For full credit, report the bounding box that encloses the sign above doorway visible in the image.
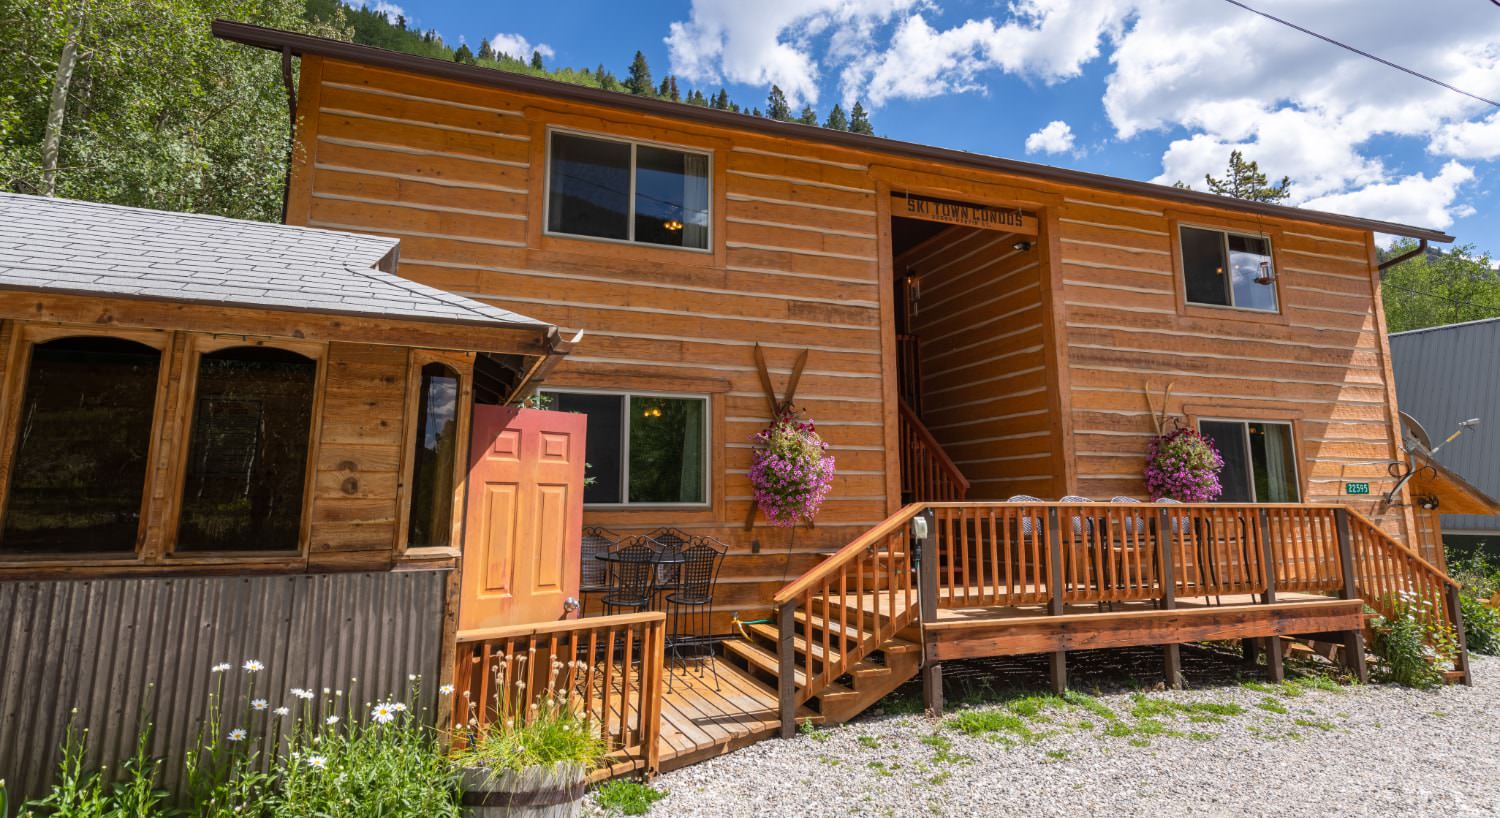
[894,193,1038,235]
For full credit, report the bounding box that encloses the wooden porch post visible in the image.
[777,601,797,738]
[1445,584,1473,686]
[1046,507,1067,694]
[916,509,943,715]
[1157,507,1181,689]
[1333,509,1367,684]
[1256,507,1279,674]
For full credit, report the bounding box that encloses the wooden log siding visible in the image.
[291,56,896,632]
[904,226,1059,499]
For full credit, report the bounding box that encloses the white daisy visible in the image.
[211,662,232,673]
[439,684,455,696]
[250,699,268,711]
[306,755,328,769]
[391,702,408,713]
[325,715,340,725]
[370,703,396,724]
[291,688,315,700]
[226,728,247,742]
[242,660,264,673]
[273,707,290,717]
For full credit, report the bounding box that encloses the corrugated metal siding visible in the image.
[1391,319,1500,532]
[0,570,448,803]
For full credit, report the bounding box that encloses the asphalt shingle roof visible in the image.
[0,192,547,329]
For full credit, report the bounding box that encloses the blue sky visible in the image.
[368,0,1500,255]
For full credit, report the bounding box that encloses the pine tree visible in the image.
[668,76,681,102]
[712,89,730,110]
[658,77,671,98]
[752,107,763,117]
[688,89,707,106]
[626,50,653,96]
[453,43,474,64]
[795,105,817,125]
[477,40,495,61]
[395,13,406,29]
[595,64,619,91]
[849,101,873,135]
[767,85,791,121]
[1203,150,1292,203]
[824,103,848,130]
[530,50,544,70]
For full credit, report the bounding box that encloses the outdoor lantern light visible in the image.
[1255,259,1275,285]
[1012,240,1032,252]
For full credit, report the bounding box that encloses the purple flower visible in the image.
[749,407,837,526]
[1144,427,1224,502]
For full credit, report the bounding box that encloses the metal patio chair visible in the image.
[665,536,727,691]
[600,535,660,616]
[579,526,619,613]
[1060,495,1104,604]
[645,527,692,600]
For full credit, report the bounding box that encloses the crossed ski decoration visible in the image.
[743,343,811,531]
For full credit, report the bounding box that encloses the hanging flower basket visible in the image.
[1144,425,1224,502]
[749,406,836,526]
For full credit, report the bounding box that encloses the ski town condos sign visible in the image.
[894,192,1039,235]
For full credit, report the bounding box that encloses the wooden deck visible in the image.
[655,659,817,773]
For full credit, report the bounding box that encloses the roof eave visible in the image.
[213,19,1456,244]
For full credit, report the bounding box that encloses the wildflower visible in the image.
[211,662,232,673]
[392,702,408,712]
[408,673,417,681]
[440,684,455,696]
[306,755,328,770]
[273,707,290,717]
[291,688,315,700]
[325,715,340,726]
[242,660,264,673]
[227,728,247,742]
[371,703,396,724]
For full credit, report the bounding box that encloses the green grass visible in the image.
[1063,690,1118,721]
[594,780,667,816]
[799,721,832,742]
[1292,717,1336,732]
[878,691,925,716]
[857,734,880,750]
[944,710,1040,742]
[1044,749,1070,761]
[1239,680,1277,693]
[1127,694,1245,723]
[1256,698,1289,714]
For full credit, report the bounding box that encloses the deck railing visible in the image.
[1346,510,1463,639]
[896,333,922,414]
[898,400,969,502]
[451,612,666,778]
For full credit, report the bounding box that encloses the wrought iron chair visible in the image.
[579,526,619,613]
[1108,496,1154,600]
[1060,495,1103,604]
[600,535,660,616]
[645,527,692,601]
[665,536,727,691]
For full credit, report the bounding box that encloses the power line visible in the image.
[1219,0,1500,108]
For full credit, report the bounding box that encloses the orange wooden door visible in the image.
[459,406,586,631]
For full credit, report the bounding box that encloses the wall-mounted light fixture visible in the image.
[1012,240,1033,252]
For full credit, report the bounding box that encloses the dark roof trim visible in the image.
[213,20,1455,244]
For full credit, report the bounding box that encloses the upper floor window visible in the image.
[407,363,460,549]
[546,131,710,251]
[177,347,317,552]
[2,337,162,554]
[542,390,708,506]
[1179,226,1279,312]
[1198,419,1299,503]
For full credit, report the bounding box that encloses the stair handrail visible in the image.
[898,399,969,499]
[1346,509,1459,588]
[773,503,926,605]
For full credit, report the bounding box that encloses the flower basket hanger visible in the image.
[744,343,811,531]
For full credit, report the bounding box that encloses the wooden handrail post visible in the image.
[1046,506,1067,694]
[1258,508,1277,604]
[1331,508,1365,683]
[915,509,943,716]
[1157,506,1181,688]
[777,601,797,738]
[1445,584,1472,686]
[644,619,664,775]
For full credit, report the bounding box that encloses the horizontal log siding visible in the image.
[905,228,1058,498]
[1054,195,1410,543]
[297,58,892,630]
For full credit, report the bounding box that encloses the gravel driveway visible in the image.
[595,653,1500,818]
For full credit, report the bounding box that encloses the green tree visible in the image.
[477,39,495,61]
[453,43,473,64]
[824,103,848,130]
[2,0,349,221]
[849,101,873,135]
[530,49,544,70]
[766,85,791,120]
[712,88,729,110]
[625,50,653,95]
[1201,149,1292,203]
[796,105,817,125]
[1381,241,1500,332]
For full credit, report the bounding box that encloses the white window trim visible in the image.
[1179,224,1279,313]
[1196,417,1300,503]
[541,387,712,508]
[543,126,714,254]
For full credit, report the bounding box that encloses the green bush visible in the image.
[1368,598,1455,689]
[452,701,605,776]
[593,780,666,816]
[1460,591,1500,655]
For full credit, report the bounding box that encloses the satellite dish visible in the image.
[1400,410,1433,453]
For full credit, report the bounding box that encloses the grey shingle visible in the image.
[0,193,549,331]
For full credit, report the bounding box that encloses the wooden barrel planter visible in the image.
[459,762,589,818]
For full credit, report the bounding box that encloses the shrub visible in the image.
[593,780,666,816]
[1144,425,1223,502]
[748,407,835,526]
[1368,598,1456,689]
[1459,590,1500,655]
[452,703,605,776]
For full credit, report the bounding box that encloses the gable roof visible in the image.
[213,19,1455,245]
[0,191,547,330]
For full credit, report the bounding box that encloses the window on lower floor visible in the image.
[407,363,460,549]
[176,346,317,552]
[1180,225,1279,312]
[1,336,162,554]
[543,390,708,505]
[1198,419,1299,502]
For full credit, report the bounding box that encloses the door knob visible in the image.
[563,596,580,612]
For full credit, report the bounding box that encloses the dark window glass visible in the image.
[1199,420,1299,503]
[1181,226,1230,306]
[629,396,705,503]
[1227,234,1278,311]
[2,337,161,554]
[178,347,316,552]
[552,392,624,504]
[1200,420,1251,502]
[548,133,631,240]
[634,145,710,250]
[408,364,459,549]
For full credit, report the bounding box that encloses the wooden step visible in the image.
[745,622,846,665]
[790,611,921,655]
[720,639,861,700]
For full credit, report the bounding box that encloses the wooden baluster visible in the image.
[988,509,1001,607]
[838,567,849,680]
[820,578,832,688]
[803,589,815,694]
[602,629,616,746]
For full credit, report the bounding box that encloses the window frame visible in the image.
[540,387,712,509]
[1193,416,1303,504]
[542,126,714,254]
[1170,217,1288,322]
[396,350,473,559]
[0,325,173,563]
[163,335,326,561]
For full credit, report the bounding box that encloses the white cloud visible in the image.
[1302,161,1475,231]
[1025,120,1075,155]
[361,0,404,24]
[1431,110,1500,160]
[489,32,555,61]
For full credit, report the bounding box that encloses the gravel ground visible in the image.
[590,652,1500,818]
